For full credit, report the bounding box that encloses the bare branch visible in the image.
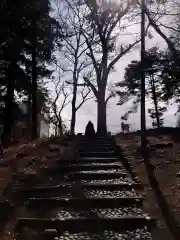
[107,39,140,76]
[82,29,99,77]
[49,72,71,129]
[76,87,93,111]
[145,6,178,58]
[83,76,98,97]
[158,22,180,34]
[105,93,115,105]
[106,5,130,40]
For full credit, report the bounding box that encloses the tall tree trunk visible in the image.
[27,92,32,140]
[55,125,58,136]
[58,117,62,136]
[70,95,77,135]
[70,77,77,135]
[1,63,15,144]
[97,89,107,135]
[31,31,38,140]
[150,74,160,128]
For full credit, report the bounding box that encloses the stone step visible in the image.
[79,152,116,157]
[78,141,112,145]
[73,177,134,185]
[78,146,114,152]
[78,138,111,143]
[66,172,131,181]
[20,206,148,219]
[59,163,124,172]
[43,163,124,175]
[16,136,155,240]
[19,188,143,200]
[79,157,119,163]
[67,170,127,178]
[17,216,154,232]
[18,182,142,195]
[27,196,144,209]
[42,227,152,240]
[19,174,137,189]
[53,157,120,166]
[79,137,111,142]
[78,142,112,147]
[47,161,124,170]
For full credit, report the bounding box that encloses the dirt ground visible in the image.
[0,136,74,240]
[116,133,180,240]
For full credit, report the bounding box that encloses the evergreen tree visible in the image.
[0,0,56,143]
[117,47,167,128]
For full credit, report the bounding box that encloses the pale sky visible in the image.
[51,0,178,134]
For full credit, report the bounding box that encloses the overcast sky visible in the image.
[51,0,178,134]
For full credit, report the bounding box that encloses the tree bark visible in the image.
[150,74,160,128]
[27,92,32,139]
[58,117,62,136]
[31,29,38,140]
[70,73,78,135]
[70,88,77,135]
[1,64,15,144]
[97,89,107,135]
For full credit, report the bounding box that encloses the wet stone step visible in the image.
[53,228,152,240]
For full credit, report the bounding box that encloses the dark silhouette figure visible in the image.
[85,121,95,138]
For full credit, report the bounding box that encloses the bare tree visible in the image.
[49,71,71,136]
[54,0,93,135]
[63,0,142,135]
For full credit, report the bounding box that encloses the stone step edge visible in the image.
[17,182,143,193]
[17,216,155,232]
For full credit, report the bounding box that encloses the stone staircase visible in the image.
[16,136,155,239]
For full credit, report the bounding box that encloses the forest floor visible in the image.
[116,132,180,240]
[0,136,74,240]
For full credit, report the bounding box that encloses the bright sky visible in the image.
[51,0,178,134]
